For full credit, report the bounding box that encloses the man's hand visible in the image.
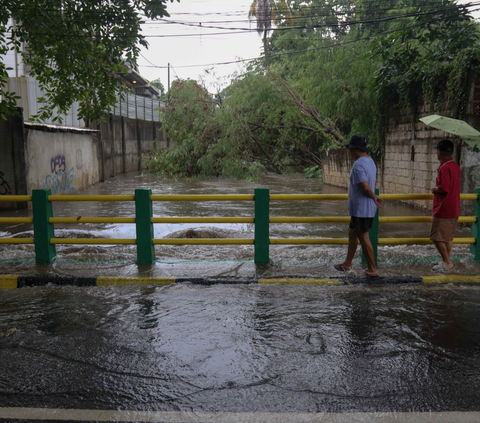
[432,187,446,194]
[374,195,384,208]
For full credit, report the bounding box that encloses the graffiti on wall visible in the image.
[0,171,12,195]
[51,155,67,174]
[44,155,76,194]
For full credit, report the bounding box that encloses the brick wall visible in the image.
[321,102,480,212]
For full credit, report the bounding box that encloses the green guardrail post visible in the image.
[362,187,379,264]
[135,189,155,264]
[32,189,56,264]
[255,187,270,264]
[471,187,480,262]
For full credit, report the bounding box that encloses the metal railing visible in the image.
[0,188,479,264]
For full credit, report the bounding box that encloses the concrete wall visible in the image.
[24,124,101,194]
[94,116,165,178]
[321,149,355,190]
[322,94,480,213]
[1,110,167,209]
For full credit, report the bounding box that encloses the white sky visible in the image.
[137,0,480,93]
[138,0,262,92]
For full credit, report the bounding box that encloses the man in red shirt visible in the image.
[430,140,461,272]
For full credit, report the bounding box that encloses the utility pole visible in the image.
[168,63,170,90]
[167,63,170,100]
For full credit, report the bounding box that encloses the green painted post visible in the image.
[362,187,379,264]
[32,189,56,264]
[254,188,270,264]
[135,189,155,264]
[471,187,480,262]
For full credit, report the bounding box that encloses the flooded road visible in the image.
[1,173,480,422]
[1,283,480,421]
[0,171,477,278]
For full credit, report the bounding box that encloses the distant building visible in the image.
[1,20,161,126]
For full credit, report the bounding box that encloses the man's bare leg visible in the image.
[336,229,358,270]
[357,231,378,275]
[434,241,454,268]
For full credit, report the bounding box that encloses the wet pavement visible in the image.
[1,172,480,422]
[1,283,480,421]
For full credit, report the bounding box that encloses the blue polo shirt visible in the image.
[348,156,377,218]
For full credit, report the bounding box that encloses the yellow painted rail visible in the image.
[1,216,475,225]
[50,238,136,245]
[0,193,478,202]
[50,217,136,224]
[270,238,476,245]
[151,217,254,224]
[271,217,351,223]
[0,195,32,202]
[49,195,135,202]
[151,195,255,201]
[378,237,476,245]
[0,189,479,264]
[153,239,254,245]
[0,238,34,244]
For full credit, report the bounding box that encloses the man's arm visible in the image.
[359,181,384,208]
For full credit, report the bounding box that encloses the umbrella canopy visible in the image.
[419,114,480,150]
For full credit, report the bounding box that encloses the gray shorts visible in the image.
[349,216,374,233]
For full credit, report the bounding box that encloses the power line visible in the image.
[139,3,480,38]
[139,10,480,71]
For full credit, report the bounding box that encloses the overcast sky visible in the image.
[137,0,480,93]
[138,0,262,92]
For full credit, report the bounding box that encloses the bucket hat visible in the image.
[345,135,367,152]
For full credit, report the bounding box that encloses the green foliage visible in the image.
[147,72,337,181]
[1,0,176,123]
[150,78,166,97]
[149,0,480,181]
[371,0,479,113]
[304,165,323,180]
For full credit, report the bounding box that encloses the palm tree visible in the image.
[249,0,277,66]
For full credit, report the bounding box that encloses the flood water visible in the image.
[1,172,480,421]
[0,171,478,278]
[1,282,480,418]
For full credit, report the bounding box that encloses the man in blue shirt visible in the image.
[334,135,384,277]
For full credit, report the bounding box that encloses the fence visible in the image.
[6,77,162,126]
[0,188,479,265]
[111,92,162,122]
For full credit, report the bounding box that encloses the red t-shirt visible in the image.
[432,158,461,218]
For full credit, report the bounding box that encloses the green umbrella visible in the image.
[419,114,480,150]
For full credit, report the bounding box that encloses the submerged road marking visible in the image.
[3,274,480,287]
[422,275,480,284]
[1,408,480,422]
[96,276,176,286]
[0,275,18,289]
[259,278,341,285]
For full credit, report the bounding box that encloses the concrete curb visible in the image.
[2,275,480,288]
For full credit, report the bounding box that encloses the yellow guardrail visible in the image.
[151,217,254,224]
[0,238,35,244]
[0,189,479,264]
[151,195,255,201]
[0,193,478,203]
[50,238,136,245]
[0,195,32,202]
[153,239,254,245]
[50,217,136,224]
